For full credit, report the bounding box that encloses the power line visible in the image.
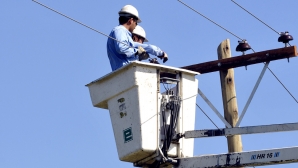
[35,0,297,103]
[32,0,132,47]
[177,0,255,53]
[177,0,243,40]
[230,0,298,103]
[230,0,280,35]
[231,1,294,47]
[178,0,297,104]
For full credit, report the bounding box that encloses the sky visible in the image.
[1,0,298,168]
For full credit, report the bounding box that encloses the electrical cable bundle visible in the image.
[161,95,181,158]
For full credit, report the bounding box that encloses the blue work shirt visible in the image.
[133,43,164,58]
[107,25,138,71]
[107,25,165,71]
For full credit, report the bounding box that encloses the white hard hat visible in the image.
[132,25,148,42]
[118,5,141,23]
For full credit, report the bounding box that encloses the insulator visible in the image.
[278,31,293,44]
[236,40,251,52]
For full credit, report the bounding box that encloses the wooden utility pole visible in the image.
[217,39,243,155]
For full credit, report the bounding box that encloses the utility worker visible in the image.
[132,25,168,64]
[107,5,168,71]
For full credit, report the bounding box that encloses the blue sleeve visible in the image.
[134,42,164,57]
[113,28,137,58]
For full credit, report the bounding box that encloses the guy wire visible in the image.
[32,0,132,47]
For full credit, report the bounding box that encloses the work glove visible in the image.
[157,52,168,63]
[137,46,149,61]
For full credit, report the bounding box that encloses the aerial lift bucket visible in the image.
[86,61,199,164]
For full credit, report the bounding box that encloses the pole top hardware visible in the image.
[236,39,252,55]
[278,31,294,47]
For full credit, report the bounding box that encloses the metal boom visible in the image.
[184,122,298,138]
[175,147,298,168]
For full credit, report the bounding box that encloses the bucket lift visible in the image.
[86,45,298,168]
[86,61,199,167]
[30,1,298,166]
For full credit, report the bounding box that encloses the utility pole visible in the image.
[217,39,243,155]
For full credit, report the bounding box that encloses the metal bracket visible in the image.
[236,61,270,127]
[198,88,232,128]
[184,122,298,138]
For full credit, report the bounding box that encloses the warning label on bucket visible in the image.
[123,127,133,143]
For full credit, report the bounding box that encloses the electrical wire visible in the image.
[178,0,297,113]
[231,0,280,35]
[264,63,298,103]
[33,1,294,167]
[160,81,182,161]
[177,0,297,104]
[244,48,298,104]
[177,1,297,105]
[196,103,220,129]
[162,82,168,92]
[32,0,132,47]
[196,103,228,139]
[250,49,298,104]
[177,0,256,53]
[177,0,243,40]
[161,95,181,159]
[161,99,168,156]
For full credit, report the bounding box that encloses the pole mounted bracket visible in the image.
[181,46,297,74]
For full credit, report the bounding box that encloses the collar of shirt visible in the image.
[117,25,132,36]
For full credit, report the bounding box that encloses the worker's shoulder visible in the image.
[112,25,126,32]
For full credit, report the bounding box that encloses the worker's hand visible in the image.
[157,52,168,63]
[137,46,149,61]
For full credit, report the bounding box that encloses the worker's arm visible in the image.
[134,42,168,63]
[133,42,164,56]
[113,28,138,58]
